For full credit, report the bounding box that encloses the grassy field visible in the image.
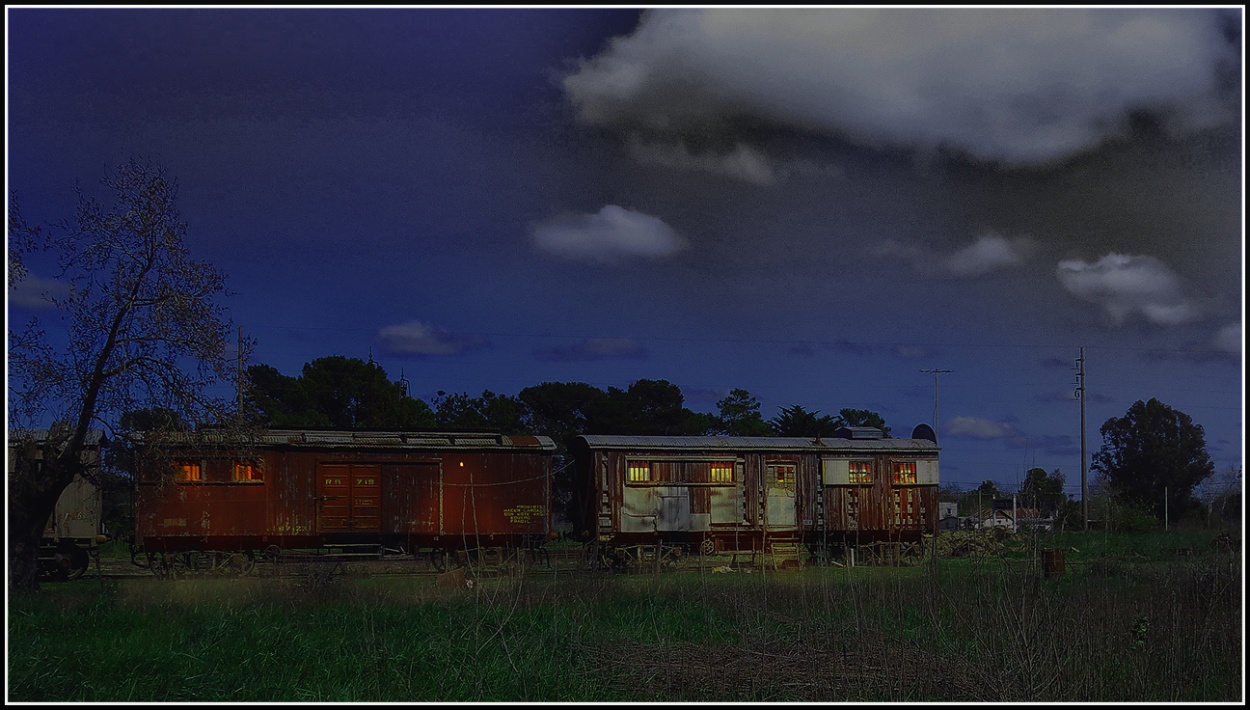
[8,530,1242,702]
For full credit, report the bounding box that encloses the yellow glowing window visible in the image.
[176,462,201,482]
[893,462,917,484]
[627,463,651,482]
[710,464,734,483]
[233,462,261,481]
[849,461,872,484]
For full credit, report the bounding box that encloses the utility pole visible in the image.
[1075,347,1088,531]
[236,326,244,414]
[920,368,953,440]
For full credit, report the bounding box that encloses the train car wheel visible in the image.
[699,538,716,556]
[429,548,448,573]
[64,545,90,581]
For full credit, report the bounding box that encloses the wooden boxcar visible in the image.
[132,428,555,570]
[7,429,109,580]
[572,424,940,567]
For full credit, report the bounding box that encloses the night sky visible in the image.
[6,7,1244,495]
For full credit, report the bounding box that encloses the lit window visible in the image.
[893,462,917,484]
[849,461,872,484]
[710,463,734,483]
[627,462,651,482]
[176,461,201,482]
[771,464,796,490]
[233,462,262,482]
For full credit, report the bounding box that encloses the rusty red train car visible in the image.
[571,424,940,567]
[132,428,554,570]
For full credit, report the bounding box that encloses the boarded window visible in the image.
[176,461,201,482]
[627,462,651,483]
[710,463,734,483]
[233,462,262,482]
[849,461,872,484]
[894,462,917,485]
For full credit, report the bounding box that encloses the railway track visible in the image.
[74,545,832,581]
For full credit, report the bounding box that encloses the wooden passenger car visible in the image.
[572,424,939,566]
[132,429,555,567]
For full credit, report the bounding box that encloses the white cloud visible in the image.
[945,416,1020,440]
[532,205,686,264]
[1056,253,1200,326]
[564,8,1233,170]
[944,233,1034,276]
[376,321,489,357]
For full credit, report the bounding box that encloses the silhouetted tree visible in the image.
[836,408,891,436]
[8,159,244,591]
[770,404,839,437]
[1020,467,1066,515]
[246,356,435,429]
[712,388,772,436]
[1092,398,1213,524]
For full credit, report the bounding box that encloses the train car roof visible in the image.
[574,434,938,453]
[7,428,107,447]
[132,429,556,451]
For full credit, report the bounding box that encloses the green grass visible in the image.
[9,531,1242,702]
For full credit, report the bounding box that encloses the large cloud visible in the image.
[1056,253,1201,326]
[376,320,490,357]
[532,205,686,264]
[564,8,1235,171]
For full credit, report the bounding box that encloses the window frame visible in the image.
[175,460,202,483]
[848,460,873,485]
[893,461,918,485]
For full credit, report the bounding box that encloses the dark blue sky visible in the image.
[7,7,1244,495]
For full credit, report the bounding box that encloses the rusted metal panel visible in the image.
[134,430,553,552]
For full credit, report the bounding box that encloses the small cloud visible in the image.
[680,386,725,407]
[376,321,490,357]
[1056,253,1200,326]
[945,415,1019,440]
[532,205,687,264]
[872,232,1033,278]
[943,233,1034,276]
[892,344,936,360]
[535,337,647,362]
[8,272,69,310]
[1213,323,1241,357]
[789,339,874,357]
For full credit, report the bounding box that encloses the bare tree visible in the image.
[8,158,245,591]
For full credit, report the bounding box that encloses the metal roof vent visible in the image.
[835,426,885,440]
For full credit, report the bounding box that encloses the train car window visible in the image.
[175,461,201,482]
[627,462,651,483]
[848,461,872,484]
[233,462,263,482]
[710,463,734,483]
[770,463,796,491]
[893,462,917,484]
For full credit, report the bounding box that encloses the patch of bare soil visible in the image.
[574,638,986,702]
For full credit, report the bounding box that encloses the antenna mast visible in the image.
[920,368,954,440]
